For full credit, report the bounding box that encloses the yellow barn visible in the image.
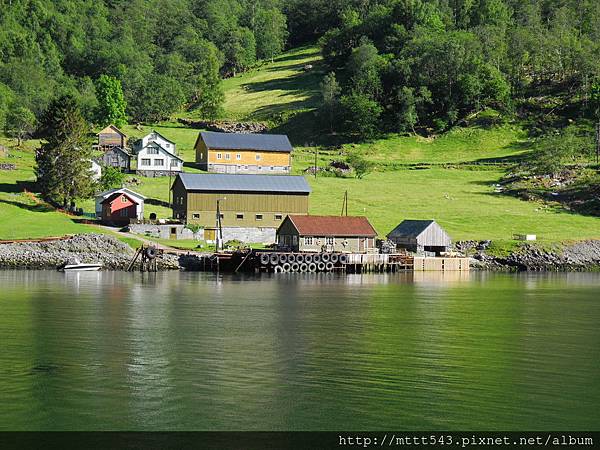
[195,131,292,174]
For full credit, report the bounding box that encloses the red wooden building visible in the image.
[100,191,141,225]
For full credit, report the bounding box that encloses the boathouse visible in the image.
[387,220,451,255]
[95,188,145,224]
[171,173,310,243]
[195,131,292,174]
[277,215,378,253]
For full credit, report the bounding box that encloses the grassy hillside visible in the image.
[1,46,599,244]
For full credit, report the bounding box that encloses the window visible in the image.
[293,236,298,245]
[121,196,128,203]
[255,154,261,161]
[147,147,159,155]
[304,237,313,245]
[255,214,263,221]
[192,213,200,219]
[326,237,335,245]
[236,213,244,220]
[217,153,222,159]
[154,159,164,166]
[257,166,262,170]
[270,166,274,170]
[244,165,248,170]
[199,153,204,160]
[165,143,171,148]
[119,208,129,217]
[170,159,179,167]
[236,153,241,160]
[274,214,282,220]
[141,158,151,166]
[179,197,184,205]
[225,153,231,160]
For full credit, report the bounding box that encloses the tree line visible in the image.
[311,0,600,139]
[0,0,288,132]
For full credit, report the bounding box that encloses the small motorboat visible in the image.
[58,258,103,272]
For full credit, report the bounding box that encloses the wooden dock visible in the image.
[199,251,470,273]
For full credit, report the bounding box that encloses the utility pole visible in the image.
[215,198,225,252]
[314,148,318,179]
[168,169,173,218]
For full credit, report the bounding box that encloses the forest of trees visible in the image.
[1,0,600,141]
[311,0,600,137]
[0,0,288,128]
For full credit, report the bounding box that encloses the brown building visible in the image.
[195,131,292,174]
[171,173,310,235]
[98,146,131,172]
[277,215,378,253]
[97,124,127,151]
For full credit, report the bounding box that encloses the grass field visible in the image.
[1,46,599,245]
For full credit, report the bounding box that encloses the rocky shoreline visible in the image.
[0,234,181,271]
[456,240,600,271]
[1,234,600,272]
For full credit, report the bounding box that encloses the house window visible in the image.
[274,214,282,220]
[199,152,204,160]
[170,159,179,167]
[147,147,159,155]
[255,154,261,161]
[179,197,184,205]
[121,196,127,203]
[119,208,129,217]
[326,237,335,245]
[192,213,200,219]
[165,143,171,148]
[154,159,164,166]
[293,236,298,245]
[141,158,151,166]
[244,165,248,170]
[236,213,244,220]
[255,214,263,221]
[217,153,222,159]
[225,153,231,160]
[270,166,274,170]
[236,153,241,160]
[304,237,313,245]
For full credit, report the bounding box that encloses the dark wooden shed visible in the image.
[387,220,452,255]
[99,146,131,172]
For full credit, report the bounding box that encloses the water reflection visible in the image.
[0,270,599,430]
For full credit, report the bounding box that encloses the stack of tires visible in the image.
[259,253,348,273]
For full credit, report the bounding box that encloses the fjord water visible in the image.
[0,270,599,431]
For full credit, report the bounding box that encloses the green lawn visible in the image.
[219,46,324,122]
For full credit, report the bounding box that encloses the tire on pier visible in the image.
[339,254,348,264]
[295,254,305,263]
[330,254,339,264]
[260,253,270,265]
[308,262,317,272]
[282,263,291,272]
[270,254,280,265]
[274,265,284,273]
[299,263,308,272]
[304,254,313,264]
[321,253,331,263]
[290,262,300,272]
[288,254,296,263]
[325,262,335,271]
[317,262,326,271]
[279,254,288,264]
[312,253,321,263]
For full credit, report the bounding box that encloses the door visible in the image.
[205,228,216,241]
[170,227,177,240]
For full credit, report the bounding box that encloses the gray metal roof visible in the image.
[387,220,436,238]
[200,131,293,152]
[176,173,311,193]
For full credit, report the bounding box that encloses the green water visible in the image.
[0,270,599,431]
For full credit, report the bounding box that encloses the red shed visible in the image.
[100,192,140,224]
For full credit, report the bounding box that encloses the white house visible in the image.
[133,130,176,154]
[95,187,145,220]
[136,142,184,176]
[90,160,102,180]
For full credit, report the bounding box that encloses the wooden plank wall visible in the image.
[413,257,470,271]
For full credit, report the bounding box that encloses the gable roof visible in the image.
[144,130,175,145]
[101,191,140,205]
[97,124,127,137]
[387,220,437,238]
[200,131,293,153]
[141,142,183,161]
[285,215,377,237]
[108,146,131,156]
[97,187,146,201]
[175,173,311,193]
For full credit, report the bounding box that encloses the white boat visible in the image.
[58,258,103,272]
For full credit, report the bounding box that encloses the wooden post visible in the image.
[595,120,600,165]
[314,148,318,179]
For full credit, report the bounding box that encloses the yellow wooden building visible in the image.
[195,131,292,174]
[171,173,310,233]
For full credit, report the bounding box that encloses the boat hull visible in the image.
[59,264,103,272]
